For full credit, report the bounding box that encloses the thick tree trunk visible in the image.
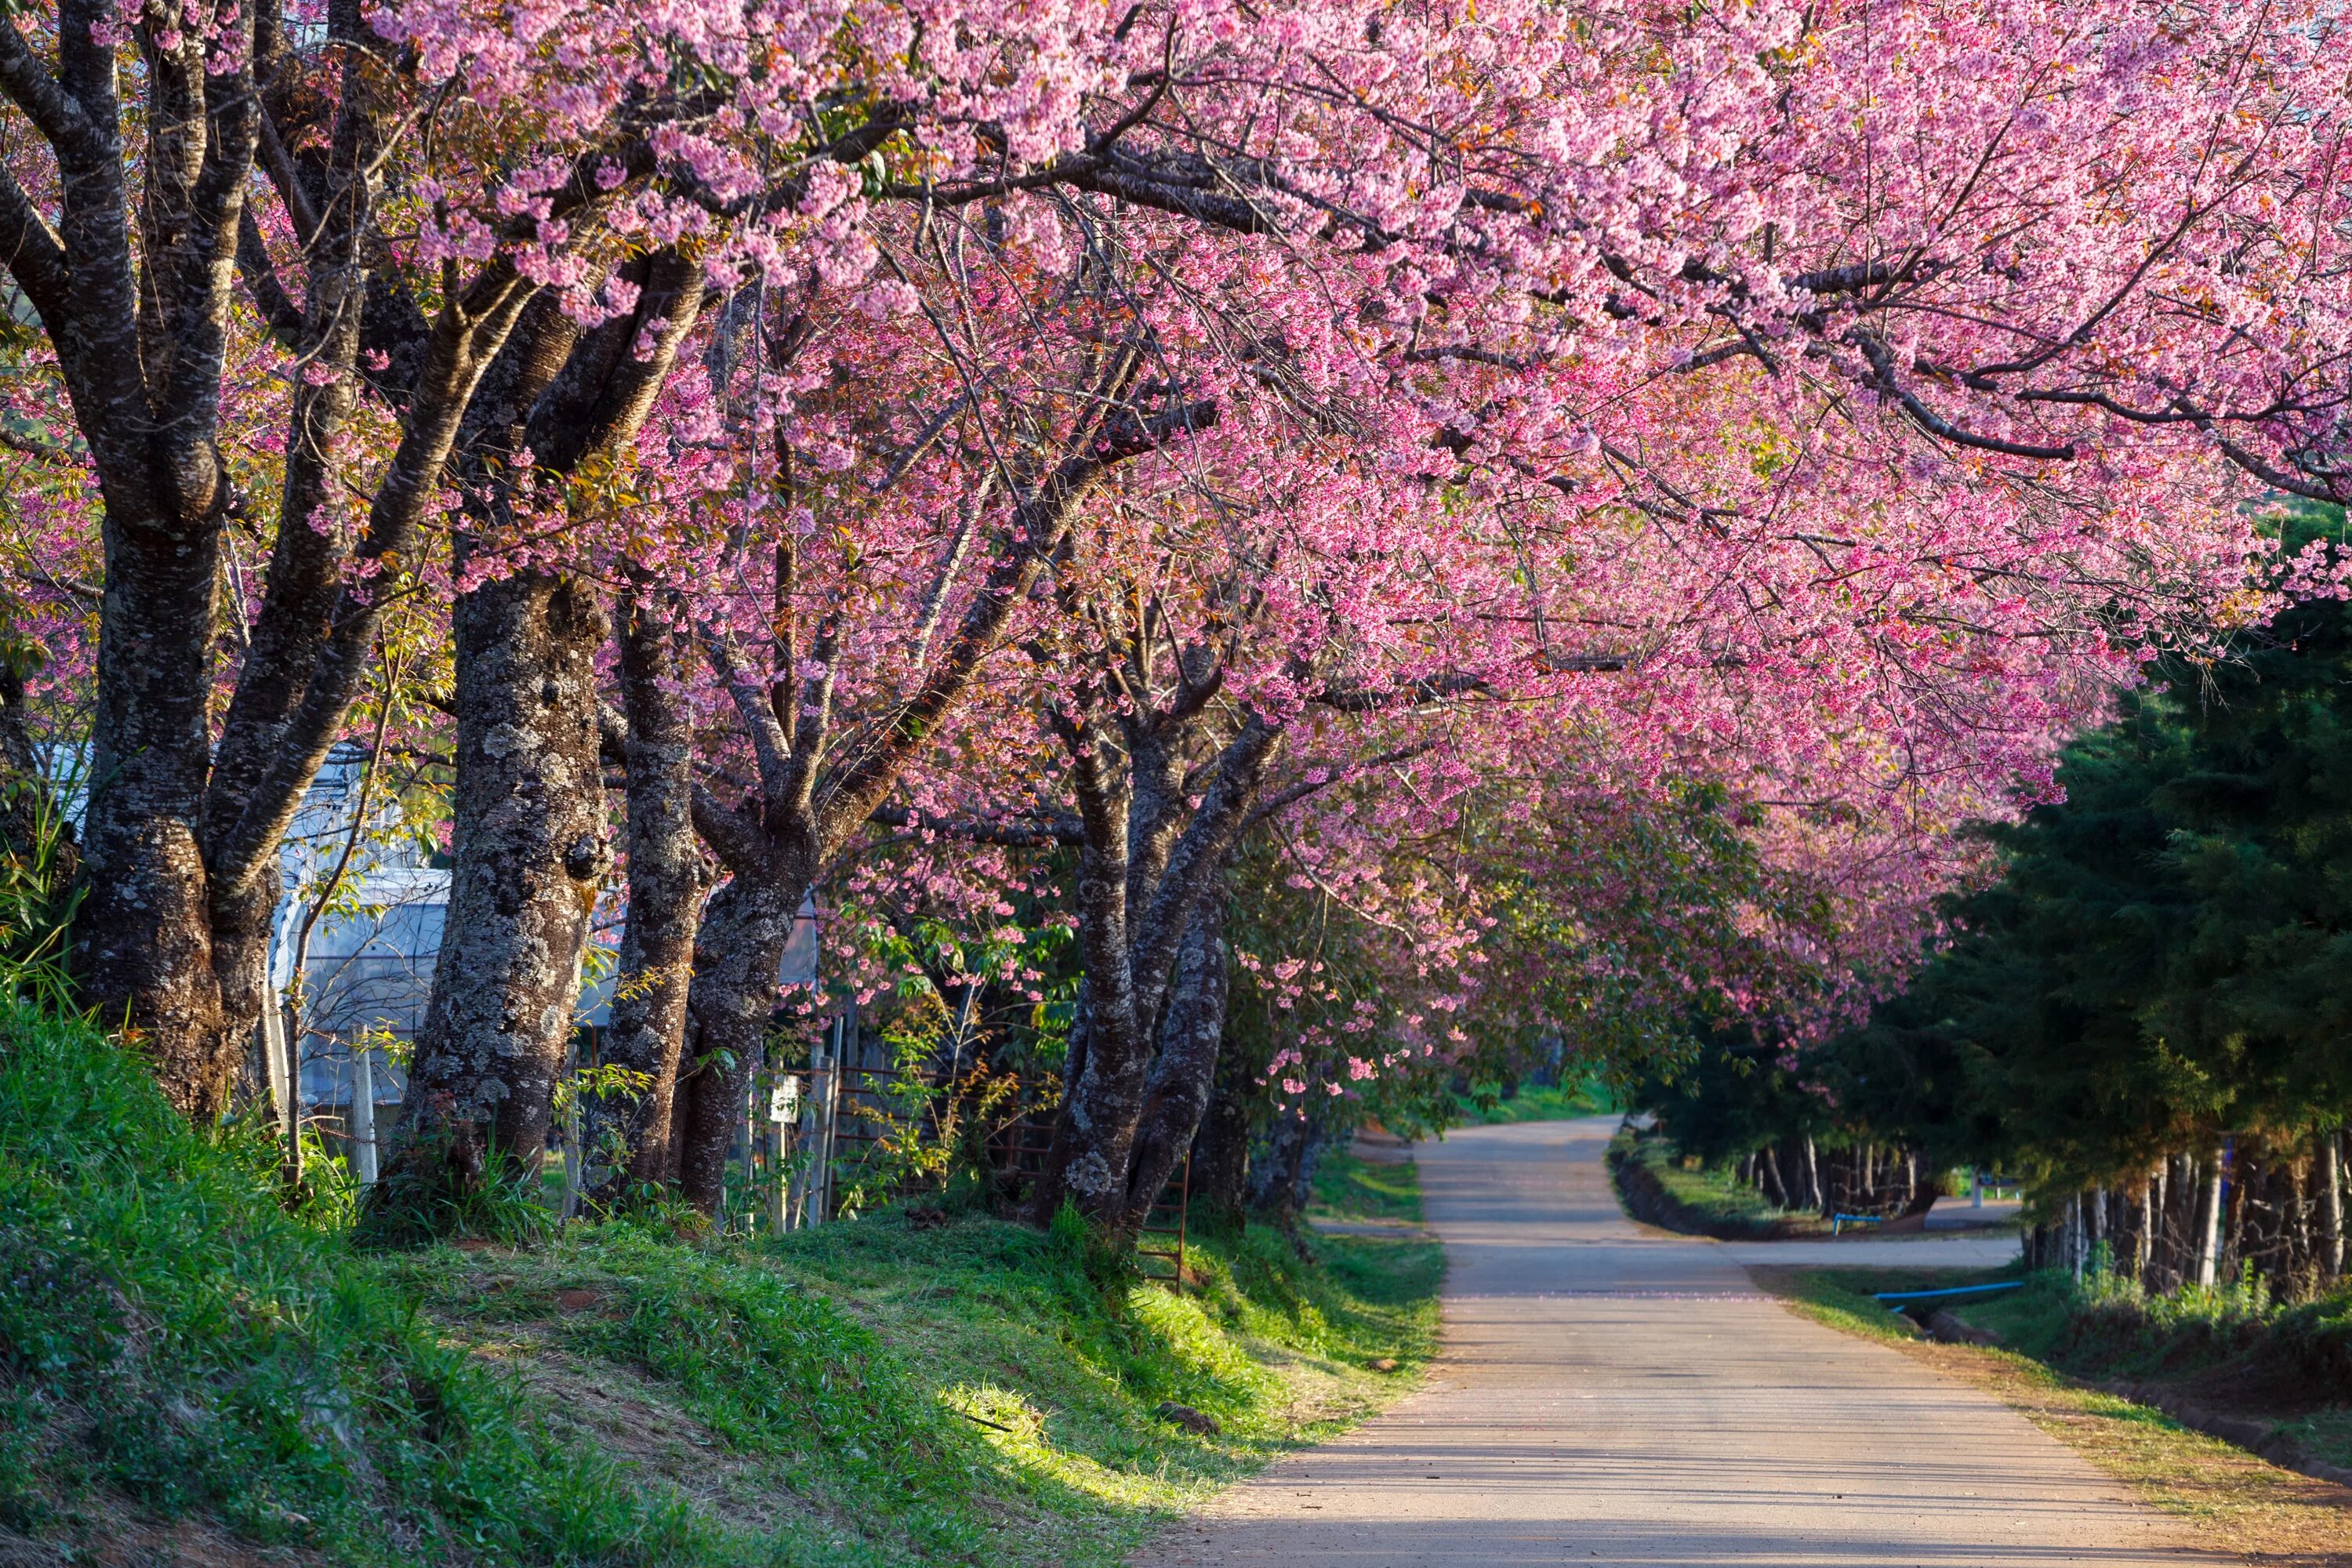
[1250,1108,1313,1228]
[674,871,797,1214]
[381,572,607,1195]
[1122,897,1229,1229]
[375,252,705,1217]
[1034,716,1279,1229]
[1035,735,1149,1225]
[586,590,704,1202]
[80,506,234,1119]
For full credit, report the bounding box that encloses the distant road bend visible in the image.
[1135,1116,2212,1568]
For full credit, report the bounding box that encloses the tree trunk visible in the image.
[79,501,234,1119]
[1777,1139,1798,1211]
[2224,1147,2248,1281]
[1758,1144,1788,1209]
[2194,1150,2223,1289]
[586,590,704,1202]
[673,872,797,1214]
[1122,896,1229,1229]
[1034,726,1149,1225]
[2287,1153,2314,1300]
[370,251,707,1219]
[1250,1098,1334,1232]
[379,571,608,1199]
[1189,1017,1255,1232]
[2324,1133,2344,1279]
[1033,711,1282,1229]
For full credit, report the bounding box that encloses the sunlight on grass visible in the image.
[0,1007,1444,1568]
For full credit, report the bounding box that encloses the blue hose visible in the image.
[1870,1280,2025,1303]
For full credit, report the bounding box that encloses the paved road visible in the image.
[1134,1116,2212,1568]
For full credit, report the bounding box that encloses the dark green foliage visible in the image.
[1653,508,2352,1192]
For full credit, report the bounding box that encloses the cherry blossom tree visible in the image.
[0,0,2346,1207]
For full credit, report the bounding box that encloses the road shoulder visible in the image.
[1750,1264,2352,1566]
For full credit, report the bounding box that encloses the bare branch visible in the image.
[1851,333,2076,462]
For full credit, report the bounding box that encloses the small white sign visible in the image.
[769,1075,801,1123]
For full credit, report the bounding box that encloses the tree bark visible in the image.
[1122,895,1229,1229]
[2224,1149,2248,1281]
[1035,708,1145,1220]
[1189,1014,1254,1232]
[375,254,706,1217]
[2194,1149,2223,1289]
[586,589,705,1202]
[2324,1132,2344,1279]
[1034,714,1281,1229]
[80,506,231,1113]
[673,872,798,1215]
[1249,1094,1338,1237]
[384,570,608,1192]
[1757,1144,1788,1208]
[60,0,260,1117]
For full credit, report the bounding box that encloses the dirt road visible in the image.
[1134,1116,2212,1567]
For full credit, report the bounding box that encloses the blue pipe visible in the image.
[1870,1281,2025,1303]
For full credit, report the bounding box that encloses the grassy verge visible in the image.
[1608,1129,1826,1239]
[1308,1147,1425,1226]
[0,1006,1442,1567]
[1754,1266,2352,1564]
[1451,1076,1616,1127]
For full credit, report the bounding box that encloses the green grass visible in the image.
[2277,1406,2352,1469]
[0,1006,1443,1566]
[0,1004,708,1566]
[1308,1149,1425,1225]
[1452,1075,1617,1126]
[1750,1265,1947,1344]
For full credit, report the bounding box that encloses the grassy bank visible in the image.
[1607,1129,1824,1239]
[1755,1266,2352,1563]
[1953,1269,2352,1471]
[0,1007,1441,1567]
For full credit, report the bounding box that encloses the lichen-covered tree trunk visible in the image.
[81,506,235,1118]
[383,572,608,1192]
[1033,717,1148,1223]
[1033,716,1279,1232]
[1122,896,1229,1229]
[587,590,705,1200]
